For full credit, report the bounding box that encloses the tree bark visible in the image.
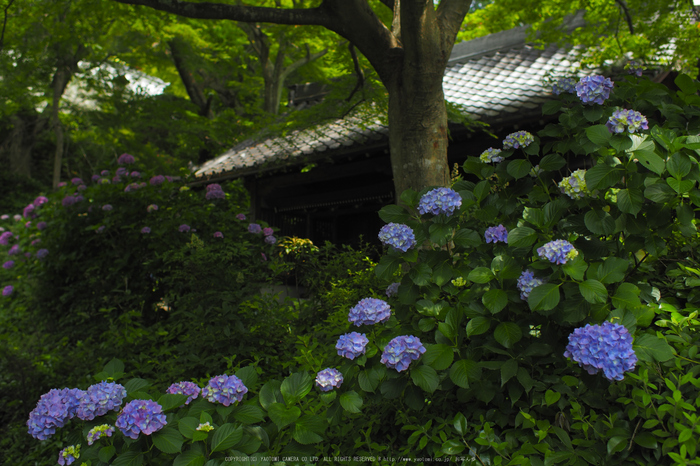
[168,36,213,118]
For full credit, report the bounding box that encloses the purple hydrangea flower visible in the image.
[36,249,49,259]
[315,368,344,392]
[24,252,31,258]
[124,182,141,192]
[517,269,545,301]
[31,239,41,246]
[23,204,35,218]
[503,131,535,150]
[205,185,225,200]
[91,174,100,182]
[564,321,637,381]
[118,153,135,165]
[58,444,80,465]
[166,176,173,182]
[201,374,248,406]
[264,235,277,245]
[552,77,577,95]
[261,253,267,261]
[139,182,147,188]
[77,184,87,191]
[115,400,167,439]
[559,169,589,199]
[236,214,246,221]
[386,282,400,298]
[62,196,77,207]
[418,187,462,217]
[141,227,151,234]
[248,223,262,234]
[8,244,20,255]
[485,225,508,244]
[102,205,113,211]
[625,61,643,77]
[24,221,31,228]
[576,75,614,105]
[380,335,426,372]
[96,226,105,234]
[263,227,274,236]
[178,224,191,233]
[537,239,578,265]
[0,231,13,245]
[336,332,369,360]
[26,388,83,440]
[166,381,201,406]
[213,231,224,238]
[112,176,121,183]
[0,214,8,220]
[3,261,14,269]
[100,170,110,176]
[57,182,67,188]
[206,183,222,192]
[70,177,83,186]
[378,223,416,252]
[147,204,158,213]
[130,171,141,178]
[480,147,503,163]
[33,196,49,207]
[87,424,115,445]
[348,298,391,326]
[606,109,649,134]
[76,382,127,421]
[150,175,165,186]
[37,221,47,230]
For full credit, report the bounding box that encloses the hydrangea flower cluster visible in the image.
[34,196,49,207]
[248,223,262,234]
[141,227,151,234]
[386,282,400,298]
[213,231,224,239]
[178,224,191,233]
[150,175,165,186]
[87,424,115,445]
[348,298,391,326]
[206,183,226,200]
[552,77,577,95]
[116,167,128,177]
[606,109,649,134]
[0,231,13,245]
[625,60,643,77]
[115,399,167,439]
[418,187,462,217]
[378,223,416,252]
[147,204,158,213]
[517,269,545,301]
[58,444,80,465]
[76,382,127,421]
[576,75,614,105]
[537,239,578,265]
[564,322,638,381]
[2,260,13,269]
[263,227,274,236]
[315,368,344,392]
[23,204,35,218]
[380,335,426,372]
[37,221,47,230]
[197,422,214,432]
[118,153,135,164]
[27,389,71,440]
[236,213,246,221]
[71,178,83,186]
[3,285,14,297]
[336,332,369,360]
[8,244,20,255]
[484,225,508,244]
[166,381,201,406]
[202,374,248,406]
[503,131,534,150]
[102,204,113,211]
[558,169,589,199]
[479,148,503,163]
[36,249,49,259]
[265,235,277,245]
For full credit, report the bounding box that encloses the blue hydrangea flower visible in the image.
[37,221,47,230]
[202,375,248,406]
[503,131,535,150]
[248,223,262,234]
[166,381,201,406]
[606,109,649,134]
[36,249,49,260]
[484,225,508,244]
[564,321,637,381]
[61,388,84,420]
[2,261,14,269]
[479,147,503,163]
[558,169,589,199]
[33,196,49,207]
[141,227,151,234]
[0,231,13,245]
[386,282,400,298]
[27,389,70,440]
[178,224,191,233]
[537,240,578,265]
[315,368,344,392]
[336,332,369,360]
[150,175,165,186]
[118,153,135,165]
[418,187,462,216]
[348,298,391,326]
[576,75,614,105]
[206,184,226,200]
[76,382,127,421]
[115,399,167,439]
[380,335,426,372]
[517,269,545,301]
[625,61,643,77]
[23,204,35,218]
[552,77,577,95]
[265,235,277,245]
[3,285,14,297]
[58,444,80,465]
[130,171,141,178]
[378,223,416,252]
[70,177,83,186]
[8,244,20,255]
[87,424,115,445]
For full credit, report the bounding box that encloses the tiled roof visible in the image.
[195,24,581,179]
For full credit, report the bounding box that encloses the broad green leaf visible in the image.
[675,73,698,94]
[211,424,243,453]
[528,284,560,311]
[409,263,432,286]
[103,358,125,378]
[339,391,363,413]
[173,451,206,466]
[545,390,561,406]
[429,222,453,246]
[449,360,481,389]
[494,322,522,349]
[124,378,150,395]
[111,451,144,466]
[607,436,628,455]
[416,299,444,317]
[616,188,644,216]
[411,365,439,393]
[258,380,282,410]
[453,412,468,435]
[422,344,454,371]
[453,228,482,247]
[375,254,403,280]
[358,369,380,392]
[579,279,608,304]
[267,403,301,429]
[610,135,632,152]
[523,207,544,227]
[500,359,518,386]
[466,316,490,336]
[667,152,691,178]
[468,267,494,284]
[584,210,616,235]
[508,227,537,248]
[583,106,603,122]
[400,188,421,208]
[293,424,323,445]
[433,261,453,286]
[667,178,695,194]
[482,289,508,314]
[442,439,466,455]
[542,100,562,115]
[157,394,189,412]
[645,182,676,202]
[585,164,622,191]
[539,153,567,171]
[598,257,629,284]
[178,417,200,439]
[280,372,312,406]
[507,159,532,180]
[633,150,665,175]
[232,405,265,425]
[378,204,411,223]
[562,255,587,281]
[234,366,258,389]
[152,427,184,454]
[99,446,116,463]
[634,334,675,363]
[612,283,641,310]
[585,124,611,145]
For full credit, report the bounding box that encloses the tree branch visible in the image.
[436,0,473,52]
[346,43,365,101]
[615,0,634,35]
[0,0,16,54]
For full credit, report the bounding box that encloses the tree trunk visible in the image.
[7,114,34,178]
[168,37,213,118]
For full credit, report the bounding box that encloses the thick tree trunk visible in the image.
[8,115,34,178]
[168,37,213,118]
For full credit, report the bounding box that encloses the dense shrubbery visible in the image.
[2,71,700,465]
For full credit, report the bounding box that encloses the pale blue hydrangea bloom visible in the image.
[76,382,127,421]
[380,335,426,372]
[115,400,167,439]
[348,298,391,326]
[552,77,577,95]
[484,225,508,244]
[529,165,543,177]
[606,109,648,134]
[201,374,248,406]
[315,368,344,392]
[517,270,545,301]
[537,240,578,265]
[166,381,201,406]
[564,322,637,381]
[480,148,503,163]
[575,75,614,105]
[503,131,535,150]
[558,169,589,199]
[336,332,369,360]
[385,282,400,297]
[3,285,14,296]
[418,187,462,216]
[378,223,416,252]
